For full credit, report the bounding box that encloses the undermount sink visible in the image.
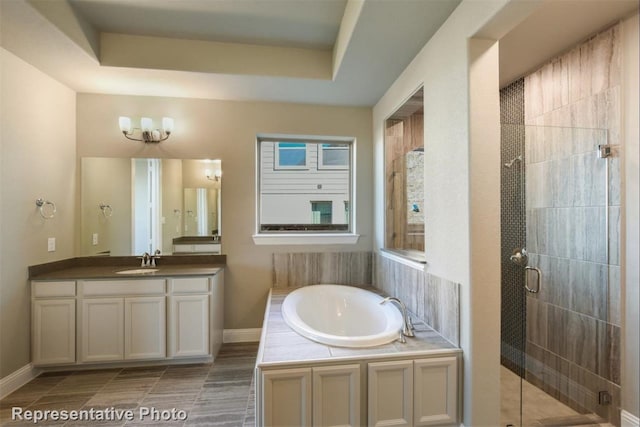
[115,268,159,275]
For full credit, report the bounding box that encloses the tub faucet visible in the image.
[380,297,415,342]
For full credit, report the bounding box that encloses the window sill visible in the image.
[379,249,427,271]
[252,233,360,245]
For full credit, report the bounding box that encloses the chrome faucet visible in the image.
[150,249,161,267]
[140,252,150,267]
[140,250,161,267]
[380,296,415,343]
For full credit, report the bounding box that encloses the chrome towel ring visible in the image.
[35,198,56,219]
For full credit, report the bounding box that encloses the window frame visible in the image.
[317,143,349,170]
[274,142,308,170]
[254,134,359,245]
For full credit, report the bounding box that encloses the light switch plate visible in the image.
[47,237,56,252]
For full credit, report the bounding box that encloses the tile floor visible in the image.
[500,366,614,427]
[0,343,258,427]
[3,349,619,427]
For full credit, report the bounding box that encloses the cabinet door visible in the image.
[169,295,209,357]
[32,299,75,365]
[81,298,124,362]
[124,297,166,360]
[313,364,360,427]
[368,360,413,427]
[262,368,311,427]
[414,357,458,426]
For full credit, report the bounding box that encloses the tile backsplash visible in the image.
[374,254,460,347]
[272,252,372,288]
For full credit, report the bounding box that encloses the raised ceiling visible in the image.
[0,0,462,106]
[2,0,636,105]
[68,0,347,49]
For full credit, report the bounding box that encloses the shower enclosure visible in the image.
[500,122,621,426]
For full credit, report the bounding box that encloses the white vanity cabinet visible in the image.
[79,279,166,363]
[258,356,458,427]
[368,360,413,426]
[262,368,312,427]
[31,269,224,368]
[31,281,76,366]
[168,275,224,358]
[261,364,360,427]
[368,357,458,427]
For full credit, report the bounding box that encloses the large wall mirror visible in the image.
[80,157,222,256]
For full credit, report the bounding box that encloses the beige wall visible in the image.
[0,48,76,378]
[76,93,373,329]
[622,12,639,419]
[372,1,528,424]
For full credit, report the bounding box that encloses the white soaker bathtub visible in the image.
[281,284,404,348]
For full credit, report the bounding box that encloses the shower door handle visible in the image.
[524,266,541,293]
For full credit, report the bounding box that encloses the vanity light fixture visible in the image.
[118,116,174,143]
[205,169,222,182]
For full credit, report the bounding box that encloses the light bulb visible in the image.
[119,116,132,133]
[141,117,153,132]
[162,117,174,134]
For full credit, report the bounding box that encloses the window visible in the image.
[257,136,354,235]
[311,201,332,224]
[384,87,424,254]
[275,143,307,168]
[318,143,349,169]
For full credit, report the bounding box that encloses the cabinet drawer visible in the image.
[32,281,76,298]
[81,280,166,296]
[169,277,210,294]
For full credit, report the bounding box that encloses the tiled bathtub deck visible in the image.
[0,343,258,427]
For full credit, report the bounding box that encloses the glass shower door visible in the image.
[502,125,619,427]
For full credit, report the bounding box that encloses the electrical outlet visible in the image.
[92,233,99,245]
[47,237,56,252]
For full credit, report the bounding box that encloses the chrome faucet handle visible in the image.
[150,249,161,267]
[140,252,150,267]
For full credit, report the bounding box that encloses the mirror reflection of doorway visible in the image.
[132,158,162,254]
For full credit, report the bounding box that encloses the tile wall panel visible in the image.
[374,254,459,346]
[518,22,622,425]
[272,252,372,288]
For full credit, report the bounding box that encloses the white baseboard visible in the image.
[622,410,640,427]
[0,363,41,400]
[223,328,262,343]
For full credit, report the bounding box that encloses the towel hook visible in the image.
[35,198,56,219]
[99,203,113,218]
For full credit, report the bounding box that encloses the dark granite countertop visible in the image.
[29,255,226,281]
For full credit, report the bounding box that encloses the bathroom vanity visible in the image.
[29,258,224,368]
[256,288,462,427]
